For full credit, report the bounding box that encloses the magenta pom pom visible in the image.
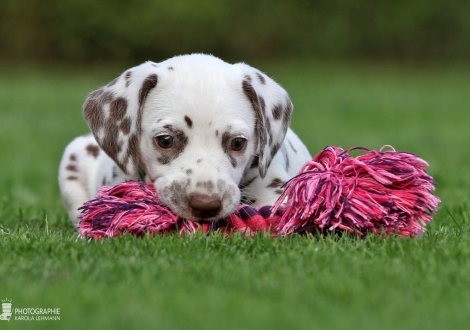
[78,146,440,239]
[78,182,199,238]
[273,146,440,237]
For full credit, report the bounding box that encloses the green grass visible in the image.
[1,60,470,329]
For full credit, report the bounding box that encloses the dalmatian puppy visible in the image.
[59,54,311,224]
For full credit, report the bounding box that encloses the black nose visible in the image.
[189,194,222,219]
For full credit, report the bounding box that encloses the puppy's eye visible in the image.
[230,137,247,152]
[155,135,174,149]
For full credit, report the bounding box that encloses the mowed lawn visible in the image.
[0,60,469,330]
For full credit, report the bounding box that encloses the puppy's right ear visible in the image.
[83,62,159,175]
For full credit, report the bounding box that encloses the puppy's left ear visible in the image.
[235,63,293,178]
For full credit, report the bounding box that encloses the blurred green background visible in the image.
[1,0,469,64]
[1,2,470,329]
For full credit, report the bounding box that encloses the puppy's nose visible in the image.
[189,194,222,219]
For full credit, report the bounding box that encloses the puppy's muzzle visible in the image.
[189,193,222,219]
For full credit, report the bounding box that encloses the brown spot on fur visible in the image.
[229,156,237,168]
[102,90,114,103]
[102,122,121,159]
[120,117,132,135]
[67,176,78,180]
[166,181,186,206]
[256,72,266,84]
[125,71,132,88]
[168,66,174,70]
[139,74,158,107]
[215,130,219,137]
[267,178,285,189]
[86,144,100,158]
[221,131,231,150]
[266,118,273,146]
[242,78,267,177]
[272,104,283,120]
[66,164,78,172]
[83,89,113,133]
[283,98,293,131]
[259,96,266,114]
[184,116,193,128]
[69,154,77,161]
[186,169,193,175]
[125,134,140,170]
[275,189,284,195]
[112,166,119,178]
[271,142,282,160]
[157,154,172,165]
[196,181,215,191]
[109,97,128,120]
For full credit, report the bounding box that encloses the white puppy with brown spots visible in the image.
[59,54,311,224]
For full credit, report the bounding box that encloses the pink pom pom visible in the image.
[272,146,440,237]
[78,182,202,238]
[78,146,440,239]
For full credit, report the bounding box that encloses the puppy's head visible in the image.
[83,54,293,221]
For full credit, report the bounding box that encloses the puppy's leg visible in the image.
[58,134,102,224]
